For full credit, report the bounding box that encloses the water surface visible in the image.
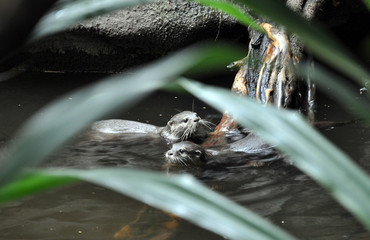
[0,72,369,239]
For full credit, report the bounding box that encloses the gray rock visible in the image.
[5,0,249,72]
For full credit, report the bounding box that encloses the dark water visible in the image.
[0,72,369,240]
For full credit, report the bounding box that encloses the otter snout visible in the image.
[165,149,179,164]
[166,150,174,158]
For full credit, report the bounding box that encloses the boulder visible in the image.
[2,0,249,72]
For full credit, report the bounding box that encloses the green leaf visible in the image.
[295,63,370,125]
[232,0,370,89]
[0,173,76,204]
[0,169,297,240]
[31,0,153,40]
[179,79,370,229]
[0,43,243,186]
[362,0,370,10]
[194,0,264,33]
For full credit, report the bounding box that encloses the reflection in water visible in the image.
[44,132,169,170]
[2,125,369,239]
[0,73,369,239]
[113,205,182,240]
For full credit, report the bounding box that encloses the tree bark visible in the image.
[202,0,369,146]
[0,0,368,73]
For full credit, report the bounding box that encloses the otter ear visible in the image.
[168,120,173,126]
[195,150,202,156]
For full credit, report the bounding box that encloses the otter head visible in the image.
[165,141,207,166]
[164,111,202,142]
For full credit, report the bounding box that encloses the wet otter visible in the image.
[165,134,281,167]
[165,141,209,166]
[91,111,213,143]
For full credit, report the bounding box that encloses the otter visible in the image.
[165,141,209,166]
[165,134,281,167]
[91,111,213,143]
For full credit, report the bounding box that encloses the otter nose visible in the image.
[167,151,174,156]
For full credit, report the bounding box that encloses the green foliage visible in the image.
[0,44,243,186]
[1,169,296,240]
[179,79,370,229]
[363,0,370,10]
[32,0,154,40]
[294,63,370,125]
[0,0,370,239]
[208,0,370,88]
[0,173,76,204]
[194,0,264,33]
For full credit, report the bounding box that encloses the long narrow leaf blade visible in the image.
[0,44,243,186]
[32,0,153,40]
[295,63,370,125]
[0,173,76,204]
[0,169,297,240]
[233,0,370,88]
[179,79,370,229]
[362,0,370,10]
[194,0,264,32]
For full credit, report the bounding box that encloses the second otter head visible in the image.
[165,141,208,166]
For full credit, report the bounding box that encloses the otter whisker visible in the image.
[172,156,181,165]
[180,126,187,140]
[200,120,215,129]
[181,130,188,140]
[201,119,215,126]
[179,158,187,166]
[186,156,196,164]
[182,124,195,140]
[173,157,181,165]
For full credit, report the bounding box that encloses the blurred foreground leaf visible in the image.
[229,0,370,88]
[0,44,243,186]
[0,173,76,204]
[32,0,370,89]
[32,0,153,40]
[363,0,370,10]
[295,63,370,125]
[179,79,370,229]
[0,168,296,240]
[195,0,264,32]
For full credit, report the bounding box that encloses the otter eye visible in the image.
[183,118,188,123]
[179,149,186,154]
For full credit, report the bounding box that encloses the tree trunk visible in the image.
[202,0,369,146]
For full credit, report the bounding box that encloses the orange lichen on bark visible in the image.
[203,23,296,146]
[114,206,182,239]
[114,225,132,239]
[202,59,249,147]
[231,65,248,95]
[202,114,239,147]
[161,218,180,230]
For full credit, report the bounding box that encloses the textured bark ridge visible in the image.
[1,0,367,73]
[202,0,369,146]
[202,23,306,147]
